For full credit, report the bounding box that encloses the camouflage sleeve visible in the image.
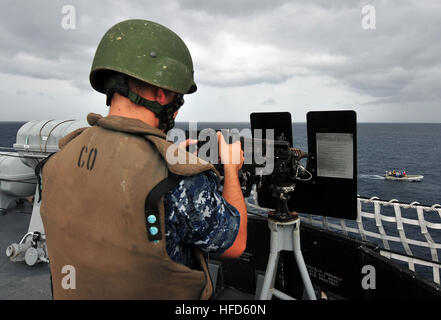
[164,170,240,254]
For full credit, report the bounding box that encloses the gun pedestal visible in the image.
[259,186,317,300]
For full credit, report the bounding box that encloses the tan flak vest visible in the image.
[40,113,217,300]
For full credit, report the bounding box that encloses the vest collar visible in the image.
[85,113,219,178]
[87,113,166,139]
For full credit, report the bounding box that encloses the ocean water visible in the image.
[176,121,441,206]
[0,122,26,152]
[1,120,440,204]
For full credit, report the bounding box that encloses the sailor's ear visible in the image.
[156,88,168,105]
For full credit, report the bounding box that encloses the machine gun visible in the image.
[177,110,358,221]
[182,128,312,222]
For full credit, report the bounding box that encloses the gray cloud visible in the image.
[263,98,277,105]
[176,0,289,17]
[0,0,440,121]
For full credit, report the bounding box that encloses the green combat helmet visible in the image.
[89,19,197,132]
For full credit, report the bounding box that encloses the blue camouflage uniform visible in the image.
[163,170,241,269]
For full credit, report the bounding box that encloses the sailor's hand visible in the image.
[291,148,306,159]
[178,139,198,155]
[217,131,244,172]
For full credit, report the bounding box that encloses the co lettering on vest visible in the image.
[77,146,98,170]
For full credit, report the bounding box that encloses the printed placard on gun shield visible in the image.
[316,133,353,179]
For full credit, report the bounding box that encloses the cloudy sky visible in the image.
[0,0,440,123]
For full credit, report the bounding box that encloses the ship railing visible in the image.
[246,195,441,285]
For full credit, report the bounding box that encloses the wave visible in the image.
[358,174,385,180]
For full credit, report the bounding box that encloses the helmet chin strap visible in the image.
[104,74,184,133]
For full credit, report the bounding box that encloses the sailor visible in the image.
[39,20,247,299]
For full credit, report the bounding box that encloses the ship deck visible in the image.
[0,201,51,300]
